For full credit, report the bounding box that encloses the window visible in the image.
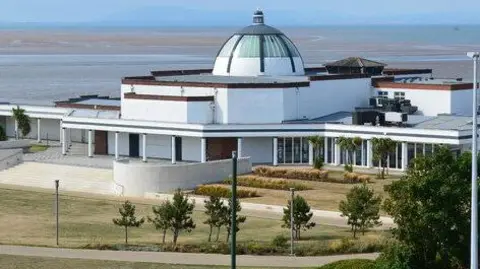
[378,91,388,98]
[394,92,405,100]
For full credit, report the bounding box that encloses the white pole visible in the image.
[290,188,295,256]
[308,141,314,166]
[115,132,119,160]
[201,138,207,163]
[37,118,41,142]
[273,137,278,166]
[142,134,147,162]
[471,52,479,269]
[237,138,243,158]
[171,136,176,164]
[87,130,93,158]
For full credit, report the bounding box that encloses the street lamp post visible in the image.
[467,51,479,269]
[290,188,295,256]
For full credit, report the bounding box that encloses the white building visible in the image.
[0,10,476,172]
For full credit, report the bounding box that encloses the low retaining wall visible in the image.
[0,149,23,171]
[113,158,252,197]
[0,140,31,153]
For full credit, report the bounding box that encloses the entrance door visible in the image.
[94,131,108,155]
[175,137,182,161]
[129,133,139,157]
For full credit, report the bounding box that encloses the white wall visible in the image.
[451,89,472,116]
[187,102,214,124]
[182,136,201,162]
[242,137,273,164]
[107,132,130,156]
[122,99,188,122]
[142,134,172,159]
[227,88,284,124]
[297,78,371,119]
[375,87,452,116]
[113,157,252,196]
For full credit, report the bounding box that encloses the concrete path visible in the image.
[0,245,379,267]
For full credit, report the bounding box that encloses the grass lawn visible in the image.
[28,144,49,153]
[0,185,388,248]
[228,169,400,212]
[0,255,291,269]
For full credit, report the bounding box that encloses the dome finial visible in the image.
[253,9,264,24]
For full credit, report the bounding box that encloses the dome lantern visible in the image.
[212,10,305,77]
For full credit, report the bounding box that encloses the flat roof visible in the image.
[75,99,120,107]
[286,111,473,131]
[69,109,120,119]
[156,74,309,84]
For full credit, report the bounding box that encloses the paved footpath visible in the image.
[0,245,379,268]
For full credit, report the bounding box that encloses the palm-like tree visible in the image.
[371,137,397,179]
[336,137,362,171]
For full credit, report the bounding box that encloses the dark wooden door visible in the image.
[129,133,139,157]
[206,138,237,161]
[94,131,108,155]
[175,136,182,161]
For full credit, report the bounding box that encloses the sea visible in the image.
[0,25,479,105]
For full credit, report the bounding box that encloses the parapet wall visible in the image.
[113,158,252,197]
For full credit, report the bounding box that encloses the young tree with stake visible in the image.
[221,197,246,243]
[112,200,145,244]
[339,183,382,238]
[282,195,316,240]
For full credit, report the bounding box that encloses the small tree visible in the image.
[169,189,196,246]
[148,201,172,244]
[336,137,362,172]
[221,197,246,243]
[282,195,316,240]
[203,196,225,242]
[372,137,396,179]
[12,106,31,139]
[0,126,6,141]
[339,183,382,238]
[112,200,145,244]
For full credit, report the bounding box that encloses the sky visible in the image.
[1,0,480,25]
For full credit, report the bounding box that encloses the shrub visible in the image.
[344,164,353,173]
[193,185,259,198]
[271,234,288,248]
[343,172,359,183]
[313,157,324,170]
[223,176,311,191]
[253,166,329,182]
[358,175,371,183]
[317,259,376,269]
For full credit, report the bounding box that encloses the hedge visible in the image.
[223,176,311,191]
[317,259,376,269]
[193,185,259,198]
[343,172,371,183]
[253,166,329,182]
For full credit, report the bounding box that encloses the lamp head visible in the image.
[467,52,480,59]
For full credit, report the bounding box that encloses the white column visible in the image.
[142,134,147,162]
[401,142,408,171]
[237,137,243,158]
[273,137,278,166]
[87,130,93,157]
[308,141,314,165]
[62,128,66,155]
[367,139,373,168]
[171,136,176,164]
[361,140,365,166]
[115,132,119,160]
[334,138,341,165]
[324,137,328,163]
[59,120,63,143]
[200,138,207,163]
[37,118,41,142]
[14,120,18,140]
